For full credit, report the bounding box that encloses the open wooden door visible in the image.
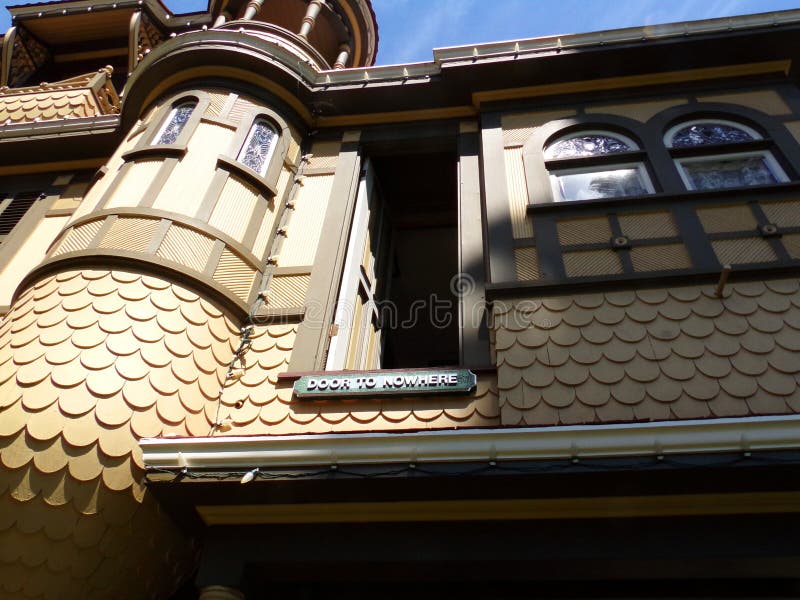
[325,159,390,370]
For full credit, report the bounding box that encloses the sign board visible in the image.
[293,369,477,399]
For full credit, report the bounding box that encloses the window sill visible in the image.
[217,155,277,198]
[122,144,187,161]
[527,180,800,214]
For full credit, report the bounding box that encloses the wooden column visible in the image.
[213,12,231,27]
[242,0,265,20]
[299,0,326,38]
[333,43,351,69]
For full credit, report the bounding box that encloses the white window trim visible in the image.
[674,150,788,191]
[664,119,762,148]
[549,162,655,202]
[237,118,278,176]
[544,130,640,160]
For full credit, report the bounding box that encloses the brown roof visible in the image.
[0,70,119,125]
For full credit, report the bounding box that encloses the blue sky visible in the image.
[0,0,798,65]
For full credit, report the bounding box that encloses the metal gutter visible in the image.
[141,414,800,470]
[433,9,800,64]
[310,9,800,89]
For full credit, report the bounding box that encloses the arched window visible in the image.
[152,101,196,145]
[237,118,278,176]
[545,131,654,202]
[664,119,788,191]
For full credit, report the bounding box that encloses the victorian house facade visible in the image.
[1,1,800,598]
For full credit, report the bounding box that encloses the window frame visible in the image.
[548,161,655,203]
[150,99,198,146]
[664,117,790,192]
[543,130,655,203]
[236,117,280,178]
[122,92,210,161]
[674,149,789,191]
[216,109,290,199]
[522,116,660,207]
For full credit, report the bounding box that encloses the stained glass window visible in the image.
[677,153,787,191]
[670,123,756,148]
[152,102,195,145]
[545,131,652,202]
[237,119,277,175]
[546,133,635,160]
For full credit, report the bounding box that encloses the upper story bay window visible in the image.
[665,119,789,191]
[544,131,654,202]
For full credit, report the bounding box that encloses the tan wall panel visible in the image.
[69,130,144,223]
[558,216,612,245]
[0,215,69,306]
[585,99,687,122]
[698,90,791,116]
[697,204,758,233]
[782,233,800,259]
[156,225,215,272]
[307,141,341,170]
[563,248,623,277]
[97,217,160,253]
[618,211,678,239]
[204,91,231,118]
[51,181,89,211]
[52,219,104,255]
[253,169,291,260]
[504,147,534,239]
[152,123,233,217]
[514,247,540,281]
[279,174,334,267]
[287,136,302,164]
[227,96,259,124]
[712,237,778,265]
[630,243,691,272]
[213,247,256,301]
[267,274,311,308]
[209,177,259,242]
[502,109,576,147]
[760,199,800,228]
[104,159,163,209]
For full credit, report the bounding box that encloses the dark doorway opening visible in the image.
[371,151,460,368]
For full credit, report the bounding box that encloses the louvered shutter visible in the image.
[0,192,39,243]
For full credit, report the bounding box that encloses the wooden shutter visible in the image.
[0,192,39,244]
[326,160,390,370]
